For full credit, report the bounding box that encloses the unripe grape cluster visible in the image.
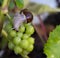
[4,22,35,56]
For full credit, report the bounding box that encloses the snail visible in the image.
[13,9,33,31]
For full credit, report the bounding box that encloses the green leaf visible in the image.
[15,0,24,9]
[9,1,15,10]
[44,25,60,58]
[0,0,3,6]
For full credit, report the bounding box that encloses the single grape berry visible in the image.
[19,25,25,33]
[26,25,34,35]
[27,37,34,44]
[14,46,22,54]
[24,23,31,28]
[9,30,16,37]
[8,41,14,50]
[17,32,23,38]
[20,40,29,49]
[22,34,29,40]
[20,9,33,23]
[13,37,21,45]
[22,50,29,55]
[26,45,34,52]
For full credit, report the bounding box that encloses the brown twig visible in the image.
[37,15,48,42]
[33,24,45,45]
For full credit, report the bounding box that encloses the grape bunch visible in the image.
[4,22,35,57]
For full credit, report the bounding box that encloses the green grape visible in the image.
[22,34,29,40]
[9,30,16,37]
[5,21,35,56]
[27,37,34,44]
[26,45,34,52]
[22,50,29,55]
[24,23,31,28]
[8,41,14,50]
[26,25,34,35]
[17,32,23,38]
[14,46,22,54]
[20,40,29,49]
[13,37,21,45]
[19,25,25,33]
